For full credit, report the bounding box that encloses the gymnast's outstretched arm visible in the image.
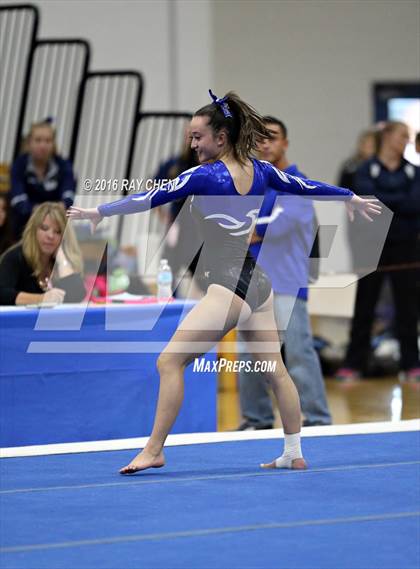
[67,165,207,226]
[261,160,353,198]
[260,160,382,221]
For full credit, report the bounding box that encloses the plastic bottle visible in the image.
[157,259,173,299]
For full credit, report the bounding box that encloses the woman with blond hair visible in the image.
[10,119,76,238]
[0,201,85,305]
[69,90,380,474]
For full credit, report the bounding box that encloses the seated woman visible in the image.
[10,118,76,238]
[0,201,85,305]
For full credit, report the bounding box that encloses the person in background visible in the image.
[0,201,85,305]
[0,195,14,255]
[237,117,332,429]
[10,119,76,238]
[415,132,420,155]
[337,129,377,191]
[336,121,420,383]
[338,129,378,273]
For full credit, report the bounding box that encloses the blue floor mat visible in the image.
[1,432,419,569]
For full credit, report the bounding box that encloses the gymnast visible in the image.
[68,90,381,474]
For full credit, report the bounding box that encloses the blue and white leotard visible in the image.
[98,159,353,310]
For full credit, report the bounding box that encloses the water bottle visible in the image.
[157,259,173,299]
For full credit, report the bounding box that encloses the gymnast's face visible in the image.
[190,116,226,163]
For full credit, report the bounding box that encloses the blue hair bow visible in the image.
[209,89,232,118]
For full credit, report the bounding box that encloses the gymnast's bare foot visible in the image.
[119,449,165,475]
[260,457,307,470]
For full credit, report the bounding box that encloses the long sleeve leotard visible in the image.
[98,159,352,309]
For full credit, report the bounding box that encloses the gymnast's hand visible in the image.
[346,195,382,222]
[67,206,103,233]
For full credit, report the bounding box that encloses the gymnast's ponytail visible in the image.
[195,91,272,165]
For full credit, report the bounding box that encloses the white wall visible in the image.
[213,0,419,272]
[7,0,213,112]
[213,0,419,183]
[174,0,214,111]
